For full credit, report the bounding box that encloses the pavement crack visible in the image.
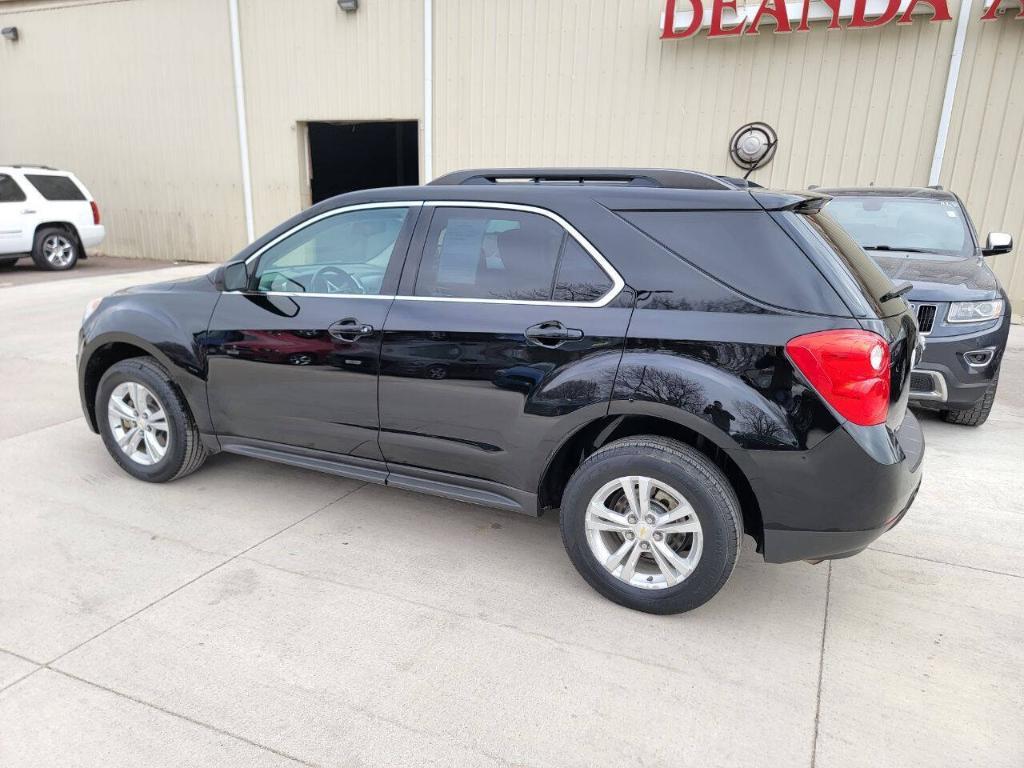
[45,483,366,667]
[810,560,832,768]
[51,668,320,767]
[867,546,1024,579]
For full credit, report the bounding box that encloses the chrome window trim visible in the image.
[225,199,625,308]
[242,200,422,268]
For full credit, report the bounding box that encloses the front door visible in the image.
[206,202,418,459]
[378,203,632,493]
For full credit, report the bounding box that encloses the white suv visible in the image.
[0,165,106,271]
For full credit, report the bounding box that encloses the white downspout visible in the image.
[423,0,433,183]
[229,0,256,243]
[929,0,973,186]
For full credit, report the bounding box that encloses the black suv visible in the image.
[821,187,1013,426]
[78,169,924,613]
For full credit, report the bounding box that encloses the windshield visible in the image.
[825,196,974,258]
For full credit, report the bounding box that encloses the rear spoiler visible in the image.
[751,190,831,213]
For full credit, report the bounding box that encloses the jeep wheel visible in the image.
[96,357,207,482]
[32,227,79,271]
[559,436,742,614]
[942,369,999,427]
[0,257,18,269]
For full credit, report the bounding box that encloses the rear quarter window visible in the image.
[618,210,847,315]
[25,174,86,202]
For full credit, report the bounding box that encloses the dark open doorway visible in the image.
[307,121,419,204]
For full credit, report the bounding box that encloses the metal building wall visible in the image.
[430,0,1023,314]
[1,0,1021,313]
[237,0,424,234]
[0,0,247,262]
[941,10,1024,319]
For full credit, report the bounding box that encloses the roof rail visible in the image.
[428,168,737,191]
[2,164,58,171]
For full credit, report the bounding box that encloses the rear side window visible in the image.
[794,212,901,318]
[25,174,86,201]
[618,210,845,315]
[0,174,26,203]
[416,207,611,302]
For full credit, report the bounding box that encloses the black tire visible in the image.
[31,226,79,271]
[942,369,999,427]
[96,357,207,482]
[0,257,18,269]
[559,436,742,614]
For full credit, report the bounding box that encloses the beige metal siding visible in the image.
[0,0,247,261]
[432,0,957,189]
[237,0,423,236]
[432,0,1022,312]
[941,11,1024,318]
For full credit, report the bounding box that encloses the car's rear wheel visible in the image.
[559,436,742,614]
[942,369,999,427]
[96,357,207,482]
[32,227,79,271]
[0,256,18,269]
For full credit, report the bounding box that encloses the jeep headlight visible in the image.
[83,297,103,323]
[947,299,1003,324]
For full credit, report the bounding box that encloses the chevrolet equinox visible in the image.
[77,169,925,613]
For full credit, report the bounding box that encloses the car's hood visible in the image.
[114,272,218,296]
[869,252,1001,302]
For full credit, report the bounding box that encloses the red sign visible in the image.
[660,0,953,38]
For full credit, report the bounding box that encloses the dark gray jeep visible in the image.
[821,187,1013,426]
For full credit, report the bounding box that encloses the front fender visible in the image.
[79,291,219,433]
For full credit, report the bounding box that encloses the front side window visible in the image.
[415,207,611,302]
[825,196,973,258]
[253,206,409,294]
[0,174,26,203]
[25,174,86,202]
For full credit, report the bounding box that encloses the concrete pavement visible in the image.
[1,265,1021,767]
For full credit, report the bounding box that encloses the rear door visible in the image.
[205,202,418,459]
[377,202,632,493]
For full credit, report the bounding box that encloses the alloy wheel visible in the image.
[584,476,703,590]
[43,234,75,267]
[107,382,170,465]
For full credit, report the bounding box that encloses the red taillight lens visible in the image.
[786,330,890,426]
[90,201,101,225]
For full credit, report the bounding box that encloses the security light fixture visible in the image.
[1,27,18,42]
[337,0,358,11]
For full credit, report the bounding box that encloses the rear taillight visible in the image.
[90,201,101,225]
[786,330,890,426]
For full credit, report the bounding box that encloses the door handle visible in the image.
[328,318,374,341]
[525,321,584,347]
[21,210,36,215]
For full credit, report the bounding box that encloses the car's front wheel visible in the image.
[96,357,207,482]
[942,369,999,427]
[32,227,79,271]
[559,436,742,614]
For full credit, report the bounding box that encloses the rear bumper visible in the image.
[78,224,106,249]
[910,314,1009,410]
[753,410,924,563]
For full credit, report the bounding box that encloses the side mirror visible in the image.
[982,232,1013,257]
[222,261,251,292]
